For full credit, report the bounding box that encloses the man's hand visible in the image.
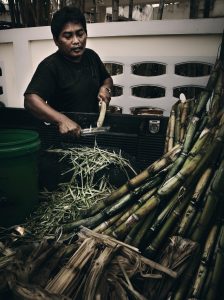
[24,94,81,137]
[58,115,81,137]
[97,86,111,106]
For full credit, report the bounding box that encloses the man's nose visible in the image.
[72,35,80,44]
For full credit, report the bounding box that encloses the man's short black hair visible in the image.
[51,6,87,39]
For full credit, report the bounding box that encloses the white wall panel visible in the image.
[0,18,223,114]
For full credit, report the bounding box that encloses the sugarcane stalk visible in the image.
[62,192,136,233]
[200,266,213,300]
[171,246,201,300]
[128,210,157,248]
[164,113,171,153]
[207,71,223,127]
[102,165,169,236]
[195,60,221,117]
[93,210,124,233]
[180,100,190,142]
[104,186,158,236]
[111,135,211,241]
[189,225,219,298]
[81,144,181,218]
[144,188,192,259]
[123,215,147,245]
[205,224,224,300]
[174,101,182,145]
[159,123,222,199]
[146,190,181,239]
[165,119,211,181]
[186,211,202,239]
[167,107,176,151]
[63,176,162,233]
[177,167,213,236]
[192,112,209,144]
[164,103,177,153]
[165,61,221,180]
[191,146,224,243]
[104,172,168,220]
[112,194,160,240]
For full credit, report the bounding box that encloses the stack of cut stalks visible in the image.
[58,35,224,299]
[1,227,180,299]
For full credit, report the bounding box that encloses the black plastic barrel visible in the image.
[0,129,41,226]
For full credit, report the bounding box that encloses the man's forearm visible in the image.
[24,93,81,136]
[24,93,65,125]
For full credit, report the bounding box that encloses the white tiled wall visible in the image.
[0,18,223,115]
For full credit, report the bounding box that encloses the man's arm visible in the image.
[24,94,81,136]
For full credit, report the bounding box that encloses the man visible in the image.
[24,6,113,137]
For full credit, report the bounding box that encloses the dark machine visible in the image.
[0,107,168,189]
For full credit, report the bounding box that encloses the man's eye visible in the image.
[77,31,84,37]
[64,33,72,39]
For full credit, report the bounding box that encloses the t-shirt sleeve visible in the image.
[24,61,56,103]
[91,50,111,84]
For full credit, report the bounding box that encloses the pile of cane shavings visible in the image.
[24,144,137,240]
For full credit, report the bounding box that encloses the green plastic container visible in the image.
[0,129,41,227]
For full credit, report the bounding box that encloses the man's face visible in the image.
[55,22,87,61]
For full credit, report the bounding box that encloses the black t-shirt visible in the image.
[24,48,110,113]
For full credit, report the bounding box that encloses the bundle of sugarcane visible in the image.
[164,96,196,153]
[53,35,224,298]
[61,61,223,239]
